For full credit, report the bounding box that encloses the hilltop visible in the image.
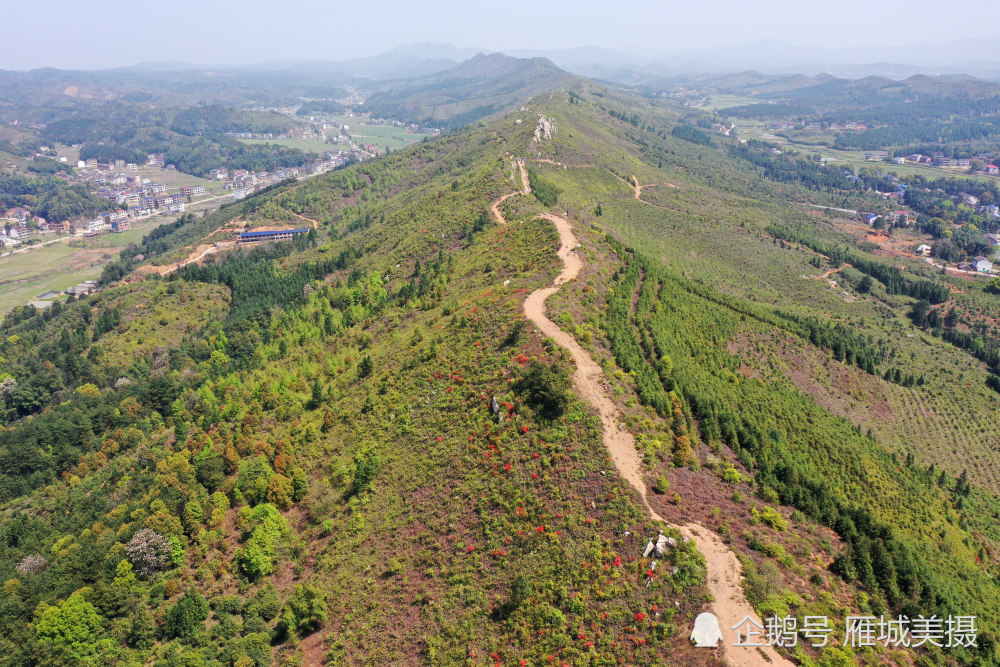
[363,53,573,128]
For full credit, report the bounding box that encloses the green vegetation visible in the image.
[0,98,712,664]
[2,74,1000,667]
[42,105,317,178]
[0,171,106,221]
[528,168,561,207]
[512,361,571,419]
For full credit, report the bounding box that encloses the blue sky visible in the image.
[4,0,1000,70]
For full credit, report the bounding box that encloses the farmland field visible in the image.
[0,197,224,314]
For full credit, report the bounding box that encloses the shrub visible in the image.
[352,449,381,495]
[722,466,742,484]
[266,473,294,510]
[513,362,570,419]
[497,574,533,619]
[276,584,328,640]
[238,455,275,505]
[237,504,288,580]
[757,506,789,531]
[164,590,209,639]
[654,475,670,494]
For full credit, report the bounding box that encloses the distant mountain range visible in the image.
[105,38,1000,85]
[5,38,1000,117]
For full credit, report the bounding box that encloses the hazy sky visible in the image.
[4,0,1000,70]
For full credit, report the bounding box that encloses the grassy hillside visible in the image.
[1,81,1000,667]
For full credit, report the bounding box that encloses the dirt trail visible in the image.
[810,263,851,280]
[501,178,791,666]
[292,212,319,229]
[490,160,531,224]
[135,241,236,277]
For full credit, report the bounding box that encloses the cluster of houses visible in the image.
[0,208,71,247]
[81,180,204,236]
[861,151,1000,175]
[859,210,912,227]
[208,150,359,200]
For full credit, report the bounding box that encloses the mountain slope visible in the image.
[2,81,1000,666]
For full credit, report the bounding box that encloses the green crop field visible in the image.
[0,242,111,314]
[0,203,224,315]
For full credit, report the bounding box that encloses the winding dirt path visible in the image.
[499,173,791,666]
[490,160,531,223]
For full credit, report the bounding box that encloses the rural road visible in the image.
[497,161,791,666]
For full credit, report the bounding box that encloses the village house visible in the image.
[974,256,993,273]
[916,244,932,256]
[65,280,98,296]
[986,164,1000,175]
[933,156,971,168]
[891,210,911,225]
[864,151,888,161]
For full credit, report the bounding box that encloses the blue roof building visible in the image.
[237,228,309,243]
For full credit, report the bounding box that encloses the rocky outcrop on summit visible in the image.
[533,116,553,142]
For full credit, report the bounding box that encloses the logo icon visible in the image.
[691,612,724,647]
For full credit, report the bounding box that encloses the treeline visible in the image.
[767,224,951,304]
[670,125,712,147]
[44,105,317,179]
[730,142,864,192]
[834,118,1000,150]
[908,301,1000,392]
